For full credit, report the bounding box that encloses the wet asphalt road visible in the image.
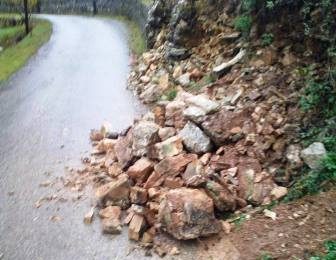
[0,15,160,260]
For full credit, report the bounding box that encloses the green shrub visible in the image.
[166,88,177,101]
[310,240,336,260]
[234,15,252,35]
[285,153,336,202]
[261,33,274,46]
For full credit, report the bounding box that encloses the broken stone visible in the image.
[83,207,94,225]
[95,174,130,209]
[179,121,212,154]
[144,171,164,189]
[202,108,252,146]
[158,127,176,141]
[263,209,277,220]
[128,214,147,241]
[205,181,237,212]
[90,129,104,142]
[300,142,327,170]
[100,206,122,234]
[130,186,148,205]
[165,100,187,129]
[213,49,246,76]
[154,154,197,177]
[151,136,183,160]
[127,158,154,184]
[114,130,134,170]
[185,95,219,115]
[132,121,160,157]
[177,73,191,87]
[182,160,206,187]
[183,106,206,123]
[271,186,288,200]
[163,177,184,188]
[158,188,221,240]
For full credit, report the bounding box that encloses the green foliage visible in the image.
[234,15,252,35]
[285,153,336,202]
[310,240,336,260]
[0,18,52,83]
[261,33,274,46]
[0,25,25,47]
[166,88,177,101]
[232,214,247,228]
[258,252,274,260]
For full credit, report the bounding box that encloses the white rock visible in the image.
[185,95,219,114]
[132,121,160,157]
[300,142,327,170]
[263,209,277,220]
[179,122,212,154]
[177,73,191,87]
[183,106,206,123]
[271,186,288,200]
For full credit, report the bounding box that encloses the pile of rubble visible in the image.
[72,0,327,256]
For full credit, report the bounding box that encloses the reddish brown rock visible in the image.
[130,186,148,205]
[128,214,147,241]
[95,174,130,209]
[163,177,184,189]
[165,101,187,129]
[182,160,206,187]
[127,158,154,184]
[202,108,253,146]
[114,130,134,170]
[158,188,221,240]
[154,154,197,177]
[144,171,164,189]
[204,181,237,212]
[99,206,122,234]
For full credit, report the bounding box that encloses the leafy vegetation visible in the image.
[261,33,274,46]
[258,252,274,260]
[310,240,336,260]
[234,15,252,35]
[285,153,336,201]
[0,18,52,83]
[0,25,25,47]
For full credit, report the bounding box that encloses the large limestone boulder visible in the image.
[158,188,221,240]
[179,122,212,154]
[300,142,327,170]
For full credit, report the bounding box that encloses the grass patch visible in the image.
[0,25,25,47]
[113,15,146,56]
[0,18,52,83]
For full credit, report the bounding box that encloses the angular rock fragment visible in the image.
[150,136,183,160]
[95,174,130,209]
[300,142,327,170]
[158,188,221,240]
[132,121,160,157]
[99,206,122,234]
[182,160,206,187]
[202,108,252,146]
[130,186,148,205]
[154,153,197,177]
[205,181,237,212]
[128,214,147,241]
[158,127,176,141]
[114,130,134,170]
[185,95,219,115]
[179,122,212,154]
[83,208,94,225]
[213,49,246,76]
[127,158,154,184]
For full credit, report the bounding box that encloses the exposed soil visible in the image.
[197,189,336,260]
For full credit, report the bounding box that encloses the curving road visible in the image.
[0,15,155,260]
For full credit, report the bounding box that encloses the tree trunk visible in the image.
[23,0,29,35]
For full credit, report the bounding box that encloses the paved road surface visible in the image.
[0,15,165,260]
